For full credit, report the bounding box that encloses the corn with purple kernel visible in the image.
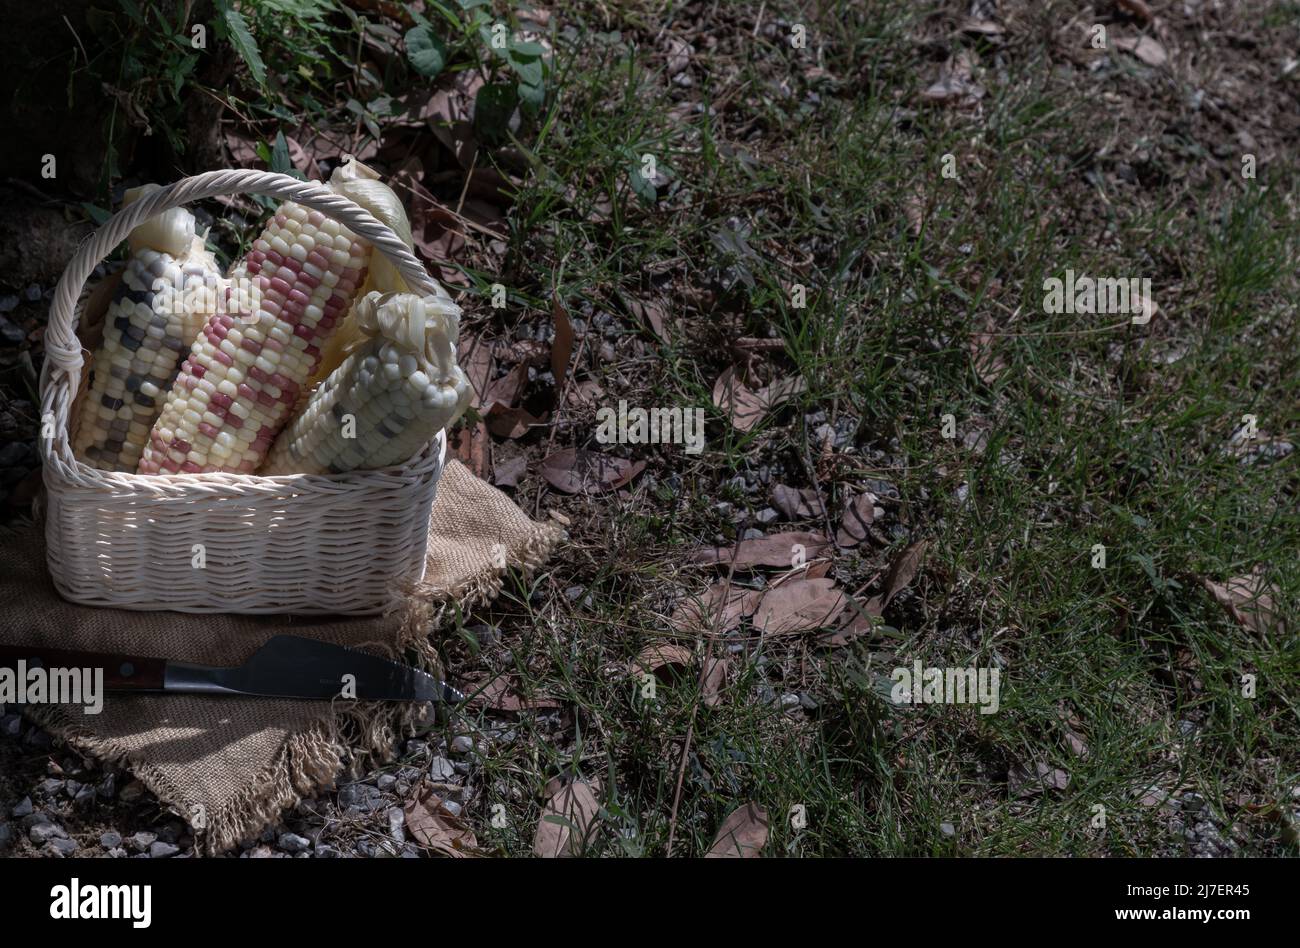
[261,290,470,475]
[73,187,224,472]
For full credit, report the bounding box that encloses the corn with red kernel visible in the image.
[138,199,369,474]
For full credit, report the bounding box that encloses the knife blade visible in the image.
[0,635,464,704]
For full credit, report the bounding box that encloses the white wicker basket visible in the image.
[39,169,448,615]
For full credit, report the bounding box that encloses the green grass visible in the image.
[415,0,1299,857]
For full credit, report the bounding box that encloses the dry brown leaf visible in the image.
[540,449,645,494]
[632,643,693,678]
[1009,762,1071,798]
[405,784,480,856]
[691,531,833,568]
[754,577,848,634]
[1117,0,1154,22]
[565,378,605,409]
[969,319,1007,385]
[486,405,545,439]
[705,802,769,857]
[711,367,806,432]
[1199,570,1283,637]
[1114,35,1167,67]
[492,453,527,488]
[465,674,561,712]
[817,596,882,647]
[624,296,670,344]
[457,335,495,410]
[670,584,763,634]
[836,493,876,547]
[770,484,825,520]
[451,420,489,480]
[920,52,984,106]
[878,539,929,607]
[701,655,729,708]
[959,18,1005,36]
[533,779,601,858]
[550,293,575,391]
[482,362,527,410]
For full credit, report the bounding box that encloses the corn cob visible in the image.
[139,173,375,475]
[73,186,224,472]
[261,291,471,475]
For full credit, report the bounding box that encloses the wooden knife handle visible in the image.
[0,645,166,691]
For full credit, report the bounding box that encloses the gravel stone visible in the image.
[278,833,311,854]
[29,822,67,844]
[48,838,78,857]
[754,507,780,525]
[11,797,33,818]
[127,831,157,853]
[100,832,122,849]
[429,756,456,781]
[376,774,397,791]
[149,841,181,858]
[451,735,475,755]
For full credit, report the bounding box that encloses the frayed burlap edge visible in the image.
[21,517,566,856]
[394,520,568,652]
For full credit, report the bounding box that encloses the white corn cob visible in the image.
[261,290,470,475]
[138,177,374,474]
[73,186,224,472]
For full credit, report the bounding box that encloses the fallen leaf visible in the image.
[533,779,601,857]
[482,362,528,410]
[1115,35,1167,67]
[624,295,669,344]
[705,802,769,857]
[540,449,645,494]
[1064,732,1089,758]
[487,406,545,439]
[711,367,806,432]
[1199,570,1282,637]
[836,493,876,547]
[691,531,833,568]
[670,584,762,634]
[969,318,1007,385]
[492,454,527,488]
[1009,761,1071,798]
[451,420,489,480]
[770,484,824,520]
[457,335,495,409]
[551,293,575,391]
[701,656,728,707]
[754,577,848,634]
[920,52,984,106]
[565,378,605,410]
[465,674,561,711]
[1117,0,1154,22]
[817,596,883,647]
[959,18,1005,36]
[878,540,929,607]
[405,784,480,856]
[632,643,693,678]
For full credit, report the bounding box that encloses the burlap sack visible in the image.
[0,460,563,854]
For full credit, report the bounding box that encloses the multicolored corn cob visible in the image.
[261,291,471,475]
[73,187,224,472]
[138,201,370,474]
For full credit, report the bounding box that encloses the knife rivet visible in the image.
[120,662,134,677]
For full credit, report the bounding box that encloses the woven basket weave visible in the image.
[39,169,449,615]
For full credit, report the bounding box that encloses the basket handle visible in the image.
[41,168,439,410]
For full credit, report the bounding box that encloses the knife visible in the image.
[0,635,464,704]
